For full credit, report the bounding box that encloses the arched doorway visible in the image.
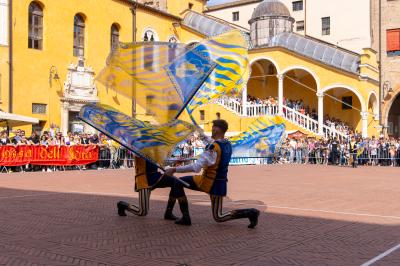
[282,68,318,119]
[387,93,400,137]
[247,59,278,101]
[321,86,366,136]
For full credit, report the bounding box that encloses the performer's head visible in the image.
[212,119,228,140]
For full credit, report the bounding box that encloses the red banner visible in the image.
[0,145,99,166]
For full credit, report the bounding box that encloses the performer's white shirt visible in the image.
[176,147,217,173]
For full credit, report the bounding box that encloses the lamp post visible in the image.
[48,65,60,131]
[49,66,60,88]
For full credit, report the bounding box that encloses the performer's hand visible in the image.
[164,167,176,176]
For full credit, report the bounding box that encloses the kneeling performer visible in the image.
[117,156,177,220]
[165,120,260,228]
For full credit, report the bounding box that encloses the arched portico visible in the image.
[320,85,368,137]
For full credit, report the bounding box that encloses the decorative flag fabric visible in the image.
[230,116,286,158]
[357,141,368,157]
[79,104,198,168]
[185,30,251,115]
[96,30,250,123]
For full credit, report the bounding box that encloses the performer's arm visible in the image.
[176,150,217,173]
[165,149,217,175]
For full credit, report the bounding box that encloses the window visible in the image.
[216,112,221,119]
[322,17,330,35]
[199,110,205,121]
[387,29,400,56]
[32,103,47,114]
[296,20,304,31]
[342,96,352,110]
[292,1,303,11]
[188,3,193,9]
[143,30,155,42]
[111,24,119,51]
[73,14,85,57]
[232,11,239,22]
[168,36,177,43]
[28,2,43,50]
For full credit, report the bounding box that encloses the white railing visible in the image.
[283,106,347,140]
[282,105,319,134]
[215,98,242,115]
[246,104,278,117]
[215,99,348,139]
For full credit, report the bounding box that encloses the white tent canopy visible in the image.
[0,111,39,128]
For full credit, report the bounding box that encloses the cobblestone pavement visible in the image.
[0,165,399,265]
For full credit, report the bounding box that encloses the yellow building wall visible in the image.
[167,0,205,17]
[11,0,137,132]
[136,8,179,42]
[248,48,379,136]
[0,46,9,112]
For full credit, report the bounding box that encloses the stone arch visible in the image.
[321,85,367,136]
[250,56,281,74]
[281,65,320,91]
[247,58,280,101]
[321,85,366,112]
[384,91,400,137]
[280,66,319,115]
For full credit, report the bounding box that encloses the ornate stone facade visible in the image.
[60,58,98,134]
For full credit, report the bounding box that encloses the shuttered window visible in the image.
[387,29,400,53]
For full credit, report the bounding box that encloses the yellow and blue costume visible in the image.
[171,139,259,228]
[117,156,177,219]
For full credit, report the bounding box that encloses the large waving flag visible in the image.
[230,116,286,158]
[186,30,250,115]
[96,30,249,123]
[97,42,215,124]
[79,104,198,168]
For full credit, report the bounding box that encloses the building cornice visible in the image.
[205,0,263,12]
[117,0,182,21]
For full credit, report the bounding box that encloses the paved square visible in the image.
[0,165,399,265]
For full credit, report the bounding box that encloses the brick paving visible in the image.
[0,165,399,265]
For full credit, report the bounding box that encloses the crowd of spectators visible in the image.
[277,135,400,167]
[2,125,400,171]
[245,95,354,135]
[0,128,135,172]
[170,132,400,167]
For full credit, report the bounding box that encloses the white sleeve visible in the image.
[176,149,217,173]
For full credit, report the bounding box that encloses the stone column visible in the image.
[316,92,324,136]
[278,74,284,115]
[242,85,247,116]
[361,111,369,138]
[60,102,69,135]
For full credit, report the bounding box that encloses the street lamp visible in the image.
[49,66,60,88]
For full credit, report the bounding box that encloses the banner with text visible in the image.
[0,145,99,166]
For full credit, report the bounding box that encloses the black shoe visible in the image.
[175,215,191,226]
[117,201,129,217]
[248,208,260,229]
[164,212,178,221]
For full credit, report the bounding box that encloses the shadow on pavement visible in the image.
[0,187,399,266]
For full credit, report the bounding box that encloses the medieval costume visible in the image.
[117,156,177,220]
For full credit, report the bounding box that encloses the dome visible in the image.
[250,0,291,22]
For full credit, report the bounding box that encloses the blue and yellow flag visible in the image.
[96,30,249,123]
[230,116,286,158]
[186,30,250,115]
[97,42,215,124]
[79,104,198,168]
